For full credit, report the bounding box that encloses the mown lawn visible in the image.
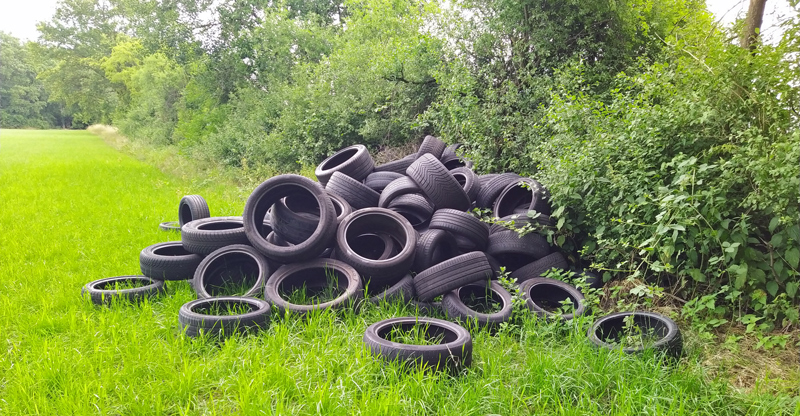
[0,129,796,415]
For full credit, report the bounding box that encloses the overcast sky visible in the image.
[0,0,796,42]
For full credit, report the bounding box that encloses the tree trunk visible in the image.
[740,0,768,50]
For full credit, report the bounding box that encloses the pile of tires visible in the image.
[82,135,682,367]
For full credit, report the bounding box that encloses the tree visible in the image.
[741,0,768,49]
[0,32,52,128]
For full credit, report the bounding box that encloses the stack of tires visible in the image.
[82,135,682,370]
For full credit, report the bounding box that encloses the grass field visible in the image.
[0,129,797,415]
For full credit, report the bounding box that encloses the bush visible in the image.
[485,30,799,327]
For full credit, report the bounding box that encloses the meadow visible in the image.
[0,129,796,415]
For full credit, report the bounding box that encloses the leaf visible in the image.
[557,216,565,230]
[787,225,800,243]
[687,268,706,282]
[770,233,784,248]
[730,263,748,289]
[766,281,778,297]
[786,282,799,298]
[785,247,799,269]
[768,217,780,233]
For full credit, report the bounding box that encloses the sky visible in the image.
[0,0,796,42]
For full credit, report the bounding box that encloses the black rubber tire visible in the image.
[485,253,502,278]
[363,317,472,370]
[368,274,416,304]
[475,173,521,209]
[364,171,404,193]
[329,193,354,223]
[510,252,569,283]
[325,171,380,210]
[139,241,203,281]
[387,193,434,219]
[440,153,473,170]
[179,297,271,338]
[493,178,551,217]
[441,143,463,159]
[579,269,605,290]
[416,135,446,159]
[378,176,421,208]
[264,258,363,316]
[477,174,499,187]
[450,167,480,203]
[414,252,492,302]
[485,230,551,272]
[270,193,351,245]
[159,221,181,232]
[82,276,165,305]
[266,231,291,247]
[271,194,322,245]
[374,157,415,174]
[192,244,271,299]
[409,300,442,316]
[588,312,683,359]
[336,208,416,283]
[442,280,513,329]
[520,278,586,321]
[406,154,471,211]
[179,195,211,226]
[243,174,337,263]
[428,209,490,252]
[181,216,250,255]
[334,232,395,261]
[314,144,374,186]
[412,229,459,272]
[489,214,555,234]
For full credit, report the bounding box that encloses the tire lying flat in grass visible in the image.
[82,275,165,305]
[159,221,181,232]
[179,195,210,226]
[179,296,271,338]
[520,277,586,321]
[363,317,472,371]
[264,258,363,315]
[192,244,270,299]
[588,311,683,359]
[442,280,512,329]
[139,241,203,281]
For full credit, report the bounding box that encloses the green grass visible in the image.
[0,129,797,415]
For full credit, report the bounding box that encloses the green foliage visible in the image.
[495,25,799,326]
[117,53,186,144]
[270,0,443,165]
[0,33,54,128]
